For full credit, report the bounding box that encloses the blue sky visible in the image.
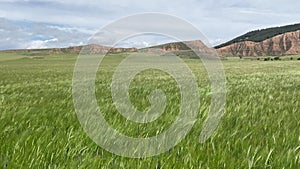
[0,0,300,49]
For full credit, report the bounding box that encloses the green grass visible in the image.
[0,53,27,62]
[0,53,300,168]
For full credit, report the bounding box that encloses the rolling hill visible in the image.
[215,23,300,49]
[215,23,300,57]
[217,30,300,57]
[2,23,300,57]
[1,45,137,56]
[140,23,300,57]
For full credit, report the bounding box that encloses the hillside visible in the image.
[215,23,300,49]
[144,42,190,51]
[2,23,300,57]
[2,45,137,55]
[140,40,217,58]
[217,30,300,57]
[140,23,300,57]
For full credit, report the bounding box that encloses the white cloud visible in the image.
[47,25,97,34]
[209,38,229,46]
[0,0,300,49]
[0,18,93,50]
[26,38,58,49]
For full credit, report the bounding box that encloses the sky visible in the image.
[0,0,300,50]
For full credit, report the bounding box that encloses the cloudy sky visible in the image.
[0,0,300,50]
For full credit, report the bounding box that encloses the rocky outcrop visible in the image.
[217,30,300,57]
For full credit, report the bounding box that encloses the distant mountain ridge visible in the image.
[2,23,300,57]
[215,23,300,49]
[2,45,137,55]
[217,29,300,57]
[142,23,300,57]
[140,40,217,58]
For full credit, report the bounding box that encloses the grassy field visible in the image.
[0,52,300,168]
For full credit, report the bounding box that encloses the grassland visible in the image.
[0,52,300,168]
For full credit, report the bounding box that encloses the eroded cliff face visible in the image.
[217,30,300,57]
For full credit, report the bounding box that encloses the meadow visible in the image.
[0,52,300,168]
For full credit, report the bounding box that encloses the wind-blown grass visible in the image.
[0,53,299,168]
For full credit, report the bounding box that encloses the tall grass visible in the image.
[0,54,299,168]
